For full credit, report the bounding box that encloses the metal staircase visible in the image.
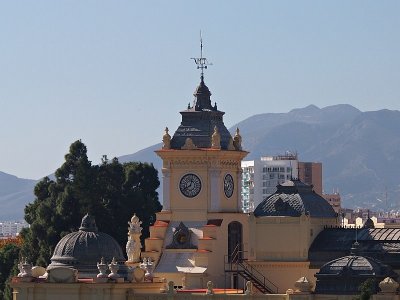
[224,245,278,294]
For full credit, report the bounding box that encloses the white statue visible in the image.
[245,281,254,295]
[18,257,32,278]
[211,126,221,149]
[97,257,108,278]
[17,257,24,277]
[140,257,147,270]
[16,257,33,282]
[206,281,214,295]
[108,257,120,279]
[144,257,154,281]
[126,214,143,263]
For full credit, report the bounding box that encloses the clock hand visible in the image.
[184,180,193,191]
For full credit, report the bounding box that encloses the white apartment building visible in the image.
[0,220,29,237]
[241,154,299,212]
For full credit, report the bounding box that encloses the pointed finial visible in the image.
[191,31,212,81]
[211,126,221,149]
[162,127,171,149]
[79,213,98,232]
[233,127,242,151]
[350,240,360,255]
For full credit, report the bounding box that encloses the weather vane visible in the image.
[191,31,212,80]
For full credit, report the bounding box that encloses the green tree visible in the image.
[123,162,161,241]
[0,243,20,300]
[20,140,161,266]
[358,278,376,300]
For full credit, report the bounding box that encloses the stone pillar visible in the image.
[209,169,220,211]
[162,169,170,211]
[236,168,243,212]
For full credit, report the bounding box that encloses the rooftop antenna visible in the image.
[191,31,213,81]
[350,226,360,255]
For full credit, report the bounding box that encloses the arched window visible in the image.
[227,221,243,263]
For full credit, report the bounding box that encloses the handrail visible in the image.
[225,244,278,294]
[239,259,278,293]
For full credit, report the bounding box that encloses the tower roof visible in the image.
[170,78,232,149]
[168,37,242,151]
[193,76,213,111]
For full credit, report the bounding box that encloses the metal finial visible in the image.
[191,31,213,81]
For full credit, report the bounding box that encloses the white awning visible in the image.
[155,252,207,274]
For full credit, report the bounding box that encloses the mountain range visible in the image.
[120,104,400,211]
[2,104,400,220]
[0,172,37,220]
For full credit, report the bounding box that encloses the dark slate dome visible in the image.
[49,214,127,278]
[363,218,375,229]
[254,179,337,218]
[170,77,233,150]
[315,251,397,294]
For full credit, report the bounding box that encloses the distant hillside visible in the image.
[120,104,400,210]
[0,172,36,220]
[119,143,162,168]
[2,104,400,219]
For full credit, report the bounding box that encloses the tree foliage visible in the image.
[358,278,376,300]
[0,243,20,300]
[20,140,162,266]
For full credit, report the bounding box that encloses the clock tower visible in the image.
[155,73,247,221]
[145,41,250,287]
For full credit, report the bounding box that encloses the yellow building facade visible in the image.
[142,74,338,293]
[11,63,400,300]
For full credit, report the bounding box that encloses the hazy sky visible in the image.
[1,1,399,179]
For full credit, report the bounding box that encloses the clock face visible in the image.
[179,173,201,198]
[224,174,234,198]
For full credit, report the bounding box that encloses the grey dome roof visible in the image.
[170,78,233,150]
[254,179,336,218]
[309,227,400,270]
[315,253,397,294]
[363,218,375,229]
[49,214,126,278]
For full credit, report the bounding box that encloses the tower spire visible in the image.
[191,31,212,82]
